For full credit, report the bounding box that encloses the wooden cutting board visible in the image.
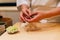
[0,22,60,40]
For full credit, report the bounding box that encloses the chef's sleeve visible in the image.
[17,0,30,11]
[57,2,60,7]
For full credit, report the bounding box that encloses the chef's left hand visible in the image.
[20,11,32,22]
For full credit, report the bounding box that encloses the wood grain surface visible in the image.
[0,22,60,40]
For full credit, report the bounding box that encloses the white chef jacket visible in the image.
[17,0,60,22]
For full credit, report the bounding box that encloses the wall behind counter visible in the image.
[0,11,20,24]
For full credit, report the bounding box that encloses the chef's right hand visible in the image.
[24,11,47,22]
[19,4,31,22]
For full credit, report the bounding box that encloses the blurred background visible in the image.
[0,0,16,3]
[0,0,19,24]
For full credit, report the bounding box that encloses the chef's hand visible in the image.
[25,11,47,22]
[19,4,31,22]
[24,8,60,22]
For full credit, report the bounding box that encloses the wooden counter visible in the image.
[0,22,60,40]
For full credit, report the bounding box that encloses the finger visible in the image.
[27,9,32,15]
[19,17,23,22]
[20,17,26,23]
[31,14,40,21]
[19,12,25,22]
[22,10,29,17]
[22,12,31,19]
[19,13,25,23]
[20,12,26,22]
[30,12,38,18]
